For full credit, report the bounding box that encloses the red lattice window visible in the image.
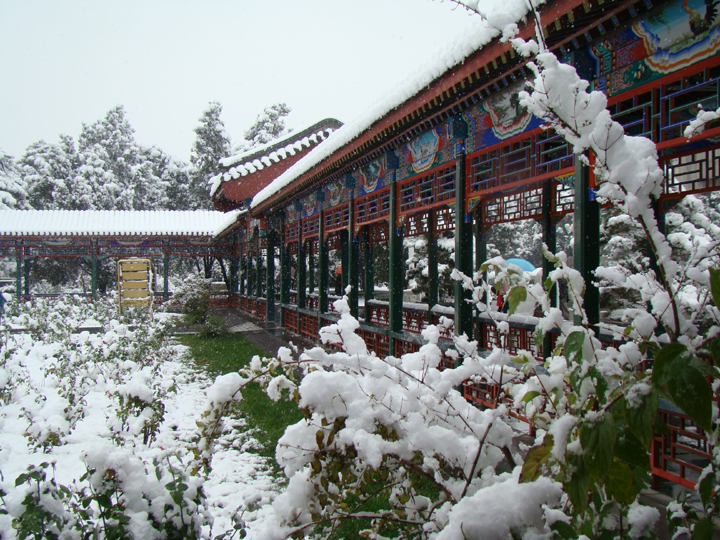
[535,131,574,176]
[368,221,389,244]
[469,149,498,193]
[609,90,653,139]
[554,178,575,216]
[287,242,298,255]
[326,232,343,251]
[662,146,720,196]
[302,216,319,239]
[398,165,456,215]
[359,328,389,357]
[434,206,455,233]
[257,298,266,319]
[285,221,299,244]
[283,307,297,332]
[483,322,541,359]
[404,211,430,238]
[660,76,720,142]
[367,303,390,326]
[324,202,350,233]
[483,184,543,225]
[395,339,420,355]
[356,187,391,225]
[403,309,428,333]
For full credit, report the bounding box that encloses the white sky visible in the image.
[0,0,479,162]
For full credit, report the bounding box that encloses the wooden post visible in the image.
[347,198,359,318]
[454,141,473,338]
[266,233,276,323]
[542,180,557,358]
[319,210,329,314]
[574,156,600,328]
[388,180,404,354]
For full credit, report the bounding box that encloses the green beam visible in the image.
[454,142,473,338]
[574,157,600,328]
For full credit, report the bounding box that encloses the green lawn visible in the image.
[178,333,303,462]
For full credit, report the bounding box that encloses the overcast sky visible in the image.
[0,1,479,162]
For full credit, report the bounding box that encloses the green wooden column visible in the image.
[229,237,240,295]
[363,226,374,304]
[266,234,276,322]
[23,257,31,296]
[308,245,316,294]
[427,209,439,311]
[454,141,473,338]
[298,236,307,310]
[280,222,290,305]
[474,204,487,343]
[255,246,263,299]
[574,156,600,327]
[15,242,22,301]
[542,180,557,358]
[347,198,359,318]
[339,233,349,293]
[388,180,404,354]
[91,239,99,300]
[318,210,329,314]
[162,240,170,301]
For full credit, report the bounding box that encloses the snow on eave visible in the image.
[218,118,343,169]
[251,0,536,211]
[0,210,239,239]
[213,208,246,238]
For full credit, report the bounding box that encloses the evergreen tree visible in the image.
[189,101,231,210]
[19,137,75,210]
[0,150,30,210]
[242,103,292,149]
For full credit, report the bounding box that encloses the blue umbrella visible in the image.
[506,258,536,272]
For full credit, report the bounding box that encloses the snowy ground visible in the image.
[0,298,282,539]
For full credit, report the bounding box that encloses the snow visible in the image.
[0,209,237,238]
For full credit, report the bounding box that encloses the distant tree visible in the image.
[0,150,30,210]
[19,137,75,210]
[190,101,231,210]
[242,102,292,149]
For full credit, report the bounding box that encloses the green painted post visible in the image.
[308,247,316,295]
[454,142,473,338]
[298,240,307,309]
[280,222,290,305]
[388,181,404,354]
[363,227,375,305]
[574,156,600,328]
[23,257,30,296]
[474,205,487,343]
[542,180,557,358]
[266,235,276,322]
[428,209,439,311]
[15,243,22,301]
[255,246,263,299]
[318,210,329,314]
[340,233,349,292]
[163,241,170,301]
[91,239,98,300]
[347,198,359,318]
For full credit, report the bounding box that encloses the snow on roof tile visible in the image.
[0,210,240,238]
[251,0,533,210]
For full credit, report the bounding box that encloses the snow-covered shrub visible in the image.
[166,273,213,324]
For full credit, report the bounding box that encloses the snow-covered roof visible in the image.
[251,0,533,210]
[212,119,342,193]
[0,210,241,238]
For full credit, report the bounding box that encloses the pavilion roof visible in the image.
[0,210,242,238]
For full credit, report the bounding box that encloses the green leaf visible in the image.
[521,390,542,403]
[550,521,576,540]
[702,336,720,368]
[615,425,650,469]
[689,356,716,377]
[564,454,589,514]
[507,286,527,316]
[625,388,658,450]
[564,332,585,363]
[652,342,688,388]
[709,267,720,310]
[606,462,637,504]
[693,518,714,540]
[580,413,616,481]
[667,365,713,432]
[520,434,554,483]
[698,472,716,507]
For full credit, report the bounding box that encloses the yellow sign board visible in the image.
[117,259,153,315]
